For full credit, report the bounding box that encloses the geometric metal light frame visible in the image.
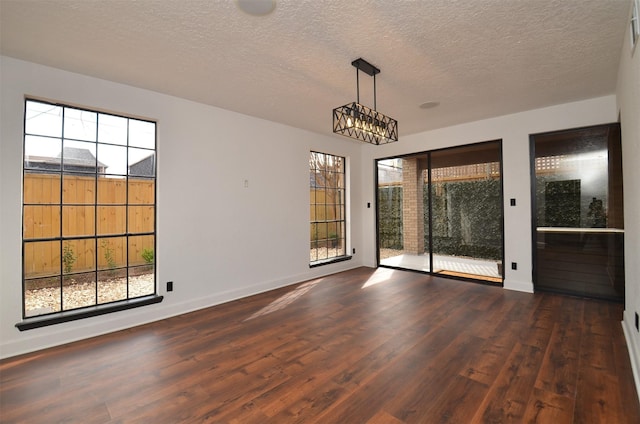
[333,101,398,145]
[333,58,398,145]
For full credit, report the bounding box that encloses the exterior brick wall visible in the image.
[402,158,425,254]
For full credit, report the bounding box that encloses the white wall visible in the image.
[359,95,619,293]
[0,57,365,359]
[617,7,640,394]
[0,54,631,361]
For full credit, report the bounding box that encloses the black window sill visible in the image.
[15,295,163,331]
[309,255,352,268]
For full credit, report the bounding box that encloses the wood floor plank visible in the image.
[419,374,489,423]
[521,387,575,424]
[1,267,638,423]
[534,323,580,398]
[534,295,584,399]
[471,342,546,423]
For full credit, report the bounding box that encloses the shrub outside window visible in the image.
[22,99,156,318]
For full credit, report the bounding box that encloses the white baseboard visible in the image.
[0,261,361,359]
[503,278,534,293]
[622,312,640,403]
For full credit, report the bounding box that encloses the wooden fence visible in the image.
[23,173,154,278]
[310,189,344,241]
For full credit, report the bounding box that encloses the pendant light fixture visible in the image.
[333,58,398,145]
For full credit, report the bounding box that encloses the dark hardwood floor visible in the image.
[1,267,638,423]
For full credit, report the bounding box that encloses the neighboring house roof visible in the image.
[26,147,106,173]
[128,154,155,177]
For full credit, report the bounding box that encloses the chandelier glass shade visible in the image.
[332,58,398,145]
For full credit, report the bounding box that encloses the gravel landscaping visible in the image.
[310,247,345,262]
[25,273,154,317]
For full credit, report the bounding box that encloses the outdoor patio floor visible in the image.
[380,252,502,282]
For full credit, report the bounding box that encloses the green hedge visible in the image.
[378,179,502,260]
[378,186,403,249]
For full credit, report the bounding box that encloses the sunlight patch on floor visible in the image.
[244,278,323,321]
[361,268,397,289]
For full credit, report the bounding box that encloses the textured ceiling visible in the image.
[0,0,631,139]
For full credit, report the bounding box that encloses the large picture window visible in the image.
[22,99,157,319]
[309,151,346,265]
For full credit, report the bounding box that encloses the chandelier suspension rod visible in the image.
[356,67,360,104]
[373,73,377,111]
[355,64,378,109]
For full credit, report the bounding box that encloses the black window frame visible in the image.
[309,151,351,267]
[17,99,161,330]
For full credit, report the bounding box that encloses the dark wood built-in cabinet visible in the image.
[531,123,624,301]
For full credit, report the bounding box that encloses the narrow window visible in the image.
[310,151,347,266]
[22,99,157,319]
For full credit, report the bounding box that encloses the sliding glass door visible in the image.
[377,141,503,284]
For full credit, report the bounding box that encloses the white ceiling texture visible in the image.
[0,0,631,139]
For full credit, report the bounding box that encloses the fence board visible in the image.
[24,173,154,278]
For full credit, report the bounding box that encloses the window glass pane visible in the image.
[327,222,338,239]
[377,159,404,259]
[329,171,339,188]
[98,114,128,145]
[62,140,97,173]
[25,276,62,317]
[24,135,62,171]
[63,239,96,273]
[98,144,127,175]
[64,108,97,141]
[129,235,154,267]
[25,101,62,137]
[24,240,60,279]
[63,272,96,310]
[317,246,328,260]
[62,205,96,237]
[128,178,155,204]
[130,266,154,297]
[97,206,126,235]
[128,149,155,177]
[129,120,155,149]
[98,237,126,270]
[98,269,128,304]
[63,174,96,204]
[129,205,154,234]
[24,205,60,239]
[24,173,61,204]
[317,222,328,242]
[97,176,126,204]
